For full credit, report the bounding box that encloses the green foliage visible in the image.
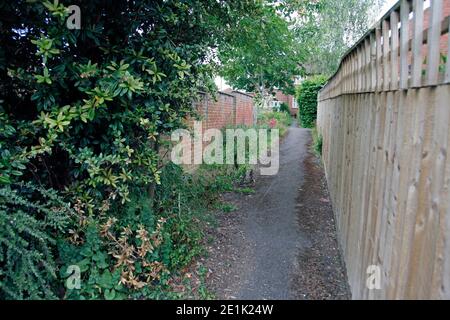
[296,76,327,128]
[0,183,72,299]
[235,188,256,195]
[195,264,214,300]
[312,127,323,157]
[60,162,241,300]
[293,0,384,76]
[58,223,128,300]
[220,203,237,213]
[279,102,290,115]
[258,111,292,137]
[218,3,302,99]
[1,0,233,205]
[222,113,289,171]
[0,0,256,299]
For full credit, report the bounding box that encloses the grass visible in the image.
[236,187,255,195]
[311,126,323,157]
[220,203,238,213]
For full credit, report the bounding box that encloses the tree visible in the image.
[218,3,302,108]
[294,0,384,76]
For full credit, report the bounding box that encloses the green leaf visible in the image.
[104,289,116,300]
[10,170,23,176]
[98,270,113,289]
[87,108,95,121]
[0,175,11,184]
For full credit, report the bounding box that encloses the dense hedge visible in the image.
[296,75,327,128]
[0,0,255,300]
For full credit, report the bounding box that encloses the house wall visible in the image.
[274,90,297,117]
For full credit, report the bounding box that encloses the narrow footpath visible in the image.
[204,123,351,300]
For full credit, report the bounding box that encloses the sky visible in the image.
[380,0,399,19]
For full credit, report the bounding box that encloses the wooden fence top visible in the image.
[319,0,450,101]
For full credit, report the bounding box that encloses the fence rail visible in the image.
[317,0,450,299]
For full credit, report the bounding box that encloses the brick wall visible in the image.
[422,0,450,61]
[194,90,255,129]
[174,90,255,168]
[233,91,255,126]
[403,0,450,73]
[195,92,235,130]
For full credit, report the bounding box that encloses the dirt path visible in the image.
[204,124,350,300]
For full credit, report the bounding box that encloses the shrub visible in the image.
[0,0,255,299]
[257,112,291,137]
[296,75,327,128]
[258,111,292,129]
[0,183,73,299]
[279,102,290,114]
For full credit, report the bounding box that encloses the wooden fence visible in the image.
[317,0,450,299]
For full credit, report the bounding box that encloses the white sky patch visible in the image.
[379,0,398,19]
[215,76,230,91]
[379,0,430,20]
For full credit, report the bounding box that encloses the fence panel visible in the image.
[317,0,450,299]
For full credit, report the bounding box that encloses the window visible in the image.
[272,101,281,109]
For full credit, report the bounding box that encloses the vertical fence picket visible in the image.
[371,32,377,91]
[345,57,350,93]
[358,46,362,92]
[391,10,400,90]
[352,50,358,92]
[383,19,391,91]
[400,0,411,89]
[365,38,371,91]
[427,0,443,86]
[412,0,424,87]
[446,17,450,83]
[376,26,383,91]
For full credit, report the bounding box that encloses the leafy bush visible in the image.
[296,75,327,128]
[258,111,292,137]
[0,0,255,299]
[57,163,238,300]
[0,183,73,299]
[279,102,290,114]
